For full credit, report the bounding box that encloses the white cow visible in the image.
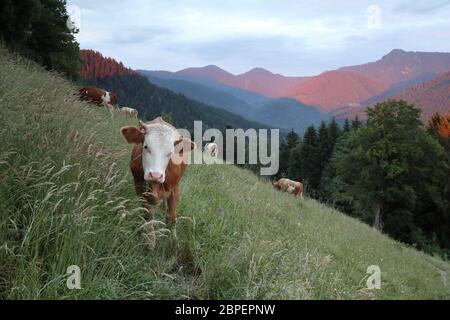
[120,107,138,118]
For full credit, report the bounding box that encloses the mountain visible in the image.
[341,49,450,87]
[175,65,309,97]
[285,70,388,112]
[393,71,450,119]
[140,73,255,119]
[140,69,269,106]
[143,49,450,123]
[140,70,327,133]
[338,70,450,122]
[252,98,329,133]
[81,53,272,133]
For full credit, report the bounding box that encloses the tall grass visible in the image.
[0,49,449,299]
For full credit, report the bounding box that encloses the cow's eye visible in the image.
[143,145,149,151]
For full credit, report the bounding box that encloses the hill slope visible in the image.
[394,71,450,119]
[286,71,388,112]
[139,74,256,119]
[0,50,449,299]
[85,73,271,132]
[336,71,450,121]
[341,49,450,87]
[140,70,328,134]
[80,51,272,133]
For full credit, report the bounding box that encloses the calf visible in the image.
[79,86,118,109]
[203,142,218,158]
[121,117,196,242]
[273,178,303,198]
[120,107,138,118]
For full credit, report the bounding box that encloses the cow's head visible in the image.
[272,180,280,189]
[121,118,195,183]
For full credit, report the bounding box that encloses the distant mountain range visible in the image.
[174,65,310,97]
[394,71,450,120]
[140,69,327,133]
[80,48,450,134]
[286,70,388,112]
[140,49,450,123]
[340,49,450,86]
[79,50,274,133]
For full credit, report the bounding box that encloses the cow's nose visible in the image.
[149,172,164,182]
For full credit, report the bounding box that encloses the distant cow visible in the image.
[120,107,138,118]
[79,86,118,109]
[273,178,303,198]
[203,142,218,157]
[121,117,196,246]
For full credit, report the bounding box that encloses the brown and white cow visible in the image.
[120,107,138,118]
[121,117,196,244]
[272,178,304,198]
[79,86,118,109]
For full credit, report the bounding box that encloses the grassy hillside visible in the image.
[0,50,449,299]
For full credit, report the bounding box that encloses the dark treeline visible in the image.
[86,74,272,134]
[0,0,80,81]
[277,100,450,256]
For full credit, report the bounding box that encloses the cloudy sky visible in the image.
[67,0,450,76]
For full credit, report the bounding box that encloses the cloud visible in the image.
[67,0,450,76]
[394,0,450,15]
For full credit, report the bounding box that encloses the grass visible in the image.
[0,48,449,299]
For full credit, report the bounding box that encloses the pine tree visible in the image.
[351,115,362,130]
[328,118,341,145]
[289,125,320,196]
[316,121,330,182]
[278,130,300,178]
[343,118,351,133]
[315,118,342,199]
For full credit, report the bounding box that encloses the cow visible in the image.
[120,117,196,247]
[272,178,304,198]
[203,142,218,158]
[120,107,138,119]
[78,86,118,109]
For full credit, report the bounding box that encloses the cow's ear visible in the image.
[174,137,196,154]
[120,126,144,144]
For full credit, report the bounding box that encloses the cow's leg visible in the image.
[166,186,180,238]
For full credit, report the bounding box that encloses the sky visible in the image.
[66,0,450,76]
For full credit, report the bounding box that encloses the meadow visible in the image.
[0,49,449,299]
